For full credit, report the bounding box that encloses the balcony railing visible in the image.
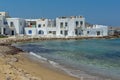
[26,25,36,28]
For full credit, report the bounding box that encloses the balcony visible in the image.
[26,21,36,28]
[27,25,36,28]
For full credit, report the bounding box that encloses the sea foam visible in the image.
[28,52,95,79]
[29,52,47,61]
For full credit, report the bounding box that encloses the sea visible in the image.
[14,38,120,80]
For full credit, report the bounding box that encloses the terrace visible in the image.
[26,21,36,28]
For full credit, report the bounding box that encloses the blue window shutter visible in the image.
[28,30,32,34]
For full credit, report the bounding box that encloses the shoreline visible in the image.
[0,35,120,45]
[0,36,119,80]
[25,50,117,80]
[0,42,79,80]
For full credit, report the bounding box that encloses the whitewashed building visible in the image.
[83,25,108,37]
[56,16,85,37]
[0,12,26,36]
[0,12,10,35]
[24,18,57,36]
[6,18,25,35]
[0,12,108,37]
[24,16,86,37]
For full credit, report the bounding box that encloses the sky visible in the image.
[0,0,120,26]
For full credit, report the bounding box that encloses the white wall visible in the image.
[19,19,25,34]
[0,16,10,35]
[56,16,85,37]
[25,28,37,36]
[83,25,108,37]
[36,19,48,35]
[6,18,25,35]
[25,19,57,36]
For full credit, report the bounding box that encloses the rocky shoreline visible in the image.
[0,35,120,44]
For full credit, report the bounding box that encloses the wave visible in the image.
[29,52,48,61]
[28,52,86,79]
[28,52,112,80]
[29,52,62,68]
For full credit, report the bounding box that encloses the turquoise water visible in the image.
[16,38,120,79]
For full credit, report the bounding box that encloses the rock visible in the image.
[6,76,12,80]
[10,57,18,62]
[0,53,5,58]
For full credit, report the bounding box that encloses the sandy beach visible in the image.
[0,42,79,80]
[0,37,116,80]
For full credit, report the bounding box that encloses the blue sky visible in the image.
[0,0,120,26]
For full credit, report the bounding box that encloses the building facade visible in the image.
[0,12,10,35]
[6,18,25,35]
[24,19,57,36]
[0,12,108,37]
[56,16,85,37]
[83,25,108,37]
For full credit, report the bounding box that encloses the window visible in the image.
[43,24,45,27]
[87,31,90,34]
[60,30,63,34]
[38,30,44,34]
[60,22,63,28]
[38,24,41,28]
[49,31,52,33]
[75,29,78,35]
[3,28,6,34]
[76,21,79,27]
[30,23,33,25]
[65,30,68,36]
[97,31,100,36]
[80,21,83,26]
[53,31,56,35]
[4,21,8,25]
[65,22,68,27]
[28,30,32,34]
[10,22,14,27]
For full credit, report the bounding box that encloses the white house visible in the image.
[24,18,57,36]
[0,12,10,35]
[6,18,25,35]
[46,19,56,36]
[56,16,85,37]
[83,25,108,37]
[24,19,37,36]
[36,18,48,36]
